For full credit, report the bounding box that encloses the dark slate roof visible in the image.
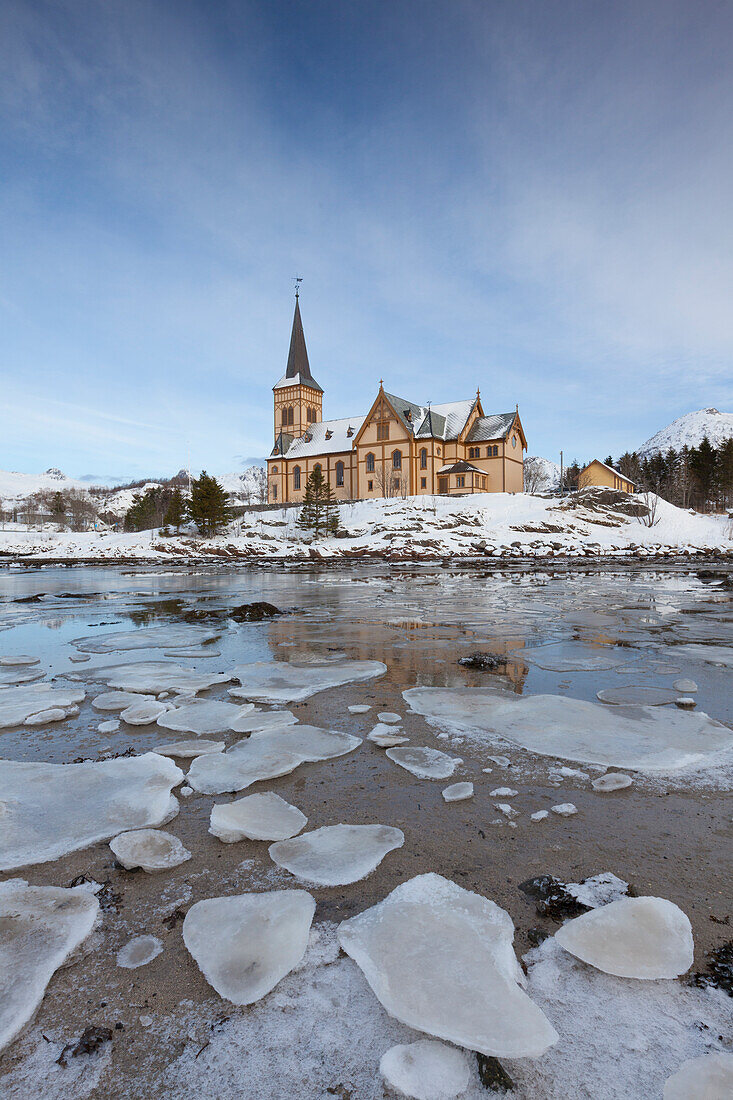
[438,461,485,475]
[465,412,516,443]
[382,392,425,432]
[273,299,323,393]
[270,431,294,457]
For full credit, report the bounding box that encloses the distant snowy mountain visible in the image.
[0,468,96,503]
[638,408,733,458]
[525,455,561,491]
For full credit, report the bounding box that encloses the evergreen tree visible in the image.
[163,487,186,533]
[297,468,340,538]
[189,471,232,537]
[716,438,733,509]
[51,491,66,521]
[689,436,717,511]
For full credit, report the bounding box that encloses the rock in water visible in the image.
[182,890,315,1004]
[0,879,99,1052]
[663,1052,733,1098]
[476,1053,515,1092]
[337,873,558,1058]
[269,824,404,885]
[210,792,307,842]
[110,828,191,873]
[386,745,461,780]
[116,935,163,969]
[555,896,694,978]
[379,1040,470,1099]
[442,783,474,802]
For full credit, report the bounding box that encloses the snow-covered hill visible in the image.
[0,468,96,503]
[638,408,733,458]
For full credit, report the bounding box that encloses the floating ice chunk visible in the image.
[377,712,402,724]
[269,824,404,885]
[490,787,518,797]
[348,704,372,714]
[0,879,99,1052]
[555,896,694,978]
[153,739,225,758]
[597,686,679,706]
[0,685,85,730]
[566,872,629,909]
[0,753,183,871]
[110,828,191,872]
[442,782,473,802]
[675,697,696,708]
[338,873,558,1058]
[116,935,163,969]
[69,654,91,663]
[72,625,219,653]
[488,755,511,767]
[403,686,733,772]
[94,662,233,696]
[592,773,633,792]
[663,1053,733,1099]
[183,890,315,1005]
[98,719,120,734]
[180,785,194,797]
[673,678,698,693]
[517,641,625,671]
[163,648,221,658]
[0,655,40,666]
[495,803,517,817]
[379,1039,470,1100]
[0,666,45,687]
[186,745,303,795]
[551,803,578,816]
[672,644,733,667]
[120,698,168,725]
[386,746,461,780]
[210,793,307,842]
[229,659,386,703]
[248,724,361,760]
[369,732,410,747]
[551,766,590,780]
[156,700,255,736]
[23,707,67,726]
[227,709,298,733]
[92,690,148,712]
[530,810,549,821]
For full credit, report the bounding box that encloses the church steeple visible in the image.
[273,290,324,441]
[284,297,321,391]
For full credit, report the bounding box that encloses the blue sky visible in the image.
[1,0,732,482]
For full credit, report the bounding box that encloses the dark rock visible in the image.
[527,927,549,947]
[459,653,503,670]
[476,1053,515,1092]
[687,940,732,997]
[162,907,187,929]
[229,602,282,622]
[56,1026,113,1066]
[14,593,45,603]
[518,875,589,920]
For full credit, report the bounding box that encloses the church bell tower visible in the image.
[273,290,323,444]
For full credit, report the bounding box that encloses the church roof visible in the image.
[438,460,486,475]
[279,415,366,459]
[413,399,476,440]
[273,299,323,393]
[465,412,517,442]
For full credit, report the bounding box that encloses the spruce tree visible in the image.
[163,487,186,533]
[189,471,232,537]
[298,468,340,538]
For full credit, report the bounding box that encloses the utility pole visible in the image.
[559,450,564,494]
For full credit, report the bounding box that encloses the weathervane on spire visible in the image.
[294,275,303,300]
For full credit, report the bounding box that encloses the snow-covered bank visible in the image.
[0,489,730,564]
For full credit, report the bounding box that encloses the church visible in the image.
[267,296,527,504]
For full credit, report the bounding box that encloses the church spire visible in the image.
[285,296,314,382]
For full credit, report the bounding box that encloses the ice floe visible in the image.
[116,935,163,969]
[379,1039,470,1100]
[596,686,679,706]
[442,782,473,802]
[156,700,254,736]
[210,792,307,842]
[551,803,578,816]
[72,625,220,653]
[153,738,225,758]
[672,644,733,667]
[531,810,549,821]
[110,828,191,872]
[592,772,633,792]
[91,661,232,696]
[0,655,40,666]
[348,704,372,713]
[377,712,402,724]
[91,690,148,712]
[0,878,99,1052]
[565,872,629,909]
[368,723,409,747]
[554,896,694,978]
[182,890,315,1004]
[227,709,299,734]
[98,719,120,734]
[23,707,67,726]
[490,787,518,797]
[403,686,733,773]
[673,678,698,693]
[517,641,626,671]
[120,698,168,725]
[0,666,46,687]
[229,659,386,703]
[269,824,404,885]
[385,745,461,780]
[0,684,84,729]
[0,753,183,871]
[338,873,558,1057]
[663,1052,733,1098]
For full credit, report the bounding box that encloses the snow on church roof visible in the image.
[283,416,366,459]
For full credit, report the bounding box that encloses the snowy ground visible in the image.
[0,489,730,563]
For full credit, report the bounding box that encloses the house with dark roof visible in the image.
[267,297,527,503]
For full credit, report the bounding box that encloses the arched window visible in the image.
[366,452,375,472]
[293,466,301,490]
[272,465,278,474]
[336,461,344,487]
[420,448,427,469]
[313,463,322,478]
[281,408,288,425]
[287,407,294,426]
[392,450,402,469]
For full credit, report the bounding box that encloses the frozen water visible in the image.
[551,803,578,816]
[377,712,402,724]
[72,625,219,653]
[153,738,225,758]
[386,746,461,780]
[164,648,221,658]
[247,723,362,760]
[489,787,518,797]
[92,690,148,712]
[186,745,303,795]
[269,824,404,885]
[0,685,84,729]
[597,686,679,706]
[517,641,626,671]
[442,782,474,802]
[531,810,549,821]
[348,704,372,713]
[368,730,410,747]
[379,1039,471,1100]
[120,698,168,725]
[0,655,40,666]
[673,678,698,693]
[156,700,255,736]
[183,890,315,1004]
[555,896,694,978]
[110,828,191,872]
[229,659,386,703]
[98,719,120,734]
[0,666,45,686]
[227,709,298,733]
[673,644,733,667]
[0,879,99,1052]
[495,803,517,817]
[210,792,307,842]
[0,753,183,871]
[23,708,67,725]
[663,1053,733,1099]
[116,935,163,969]
[566,873,629,909]
[403,686,733,772]
[94,661,233,695]
[338,873,558,1058]
[592,772,633,792]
